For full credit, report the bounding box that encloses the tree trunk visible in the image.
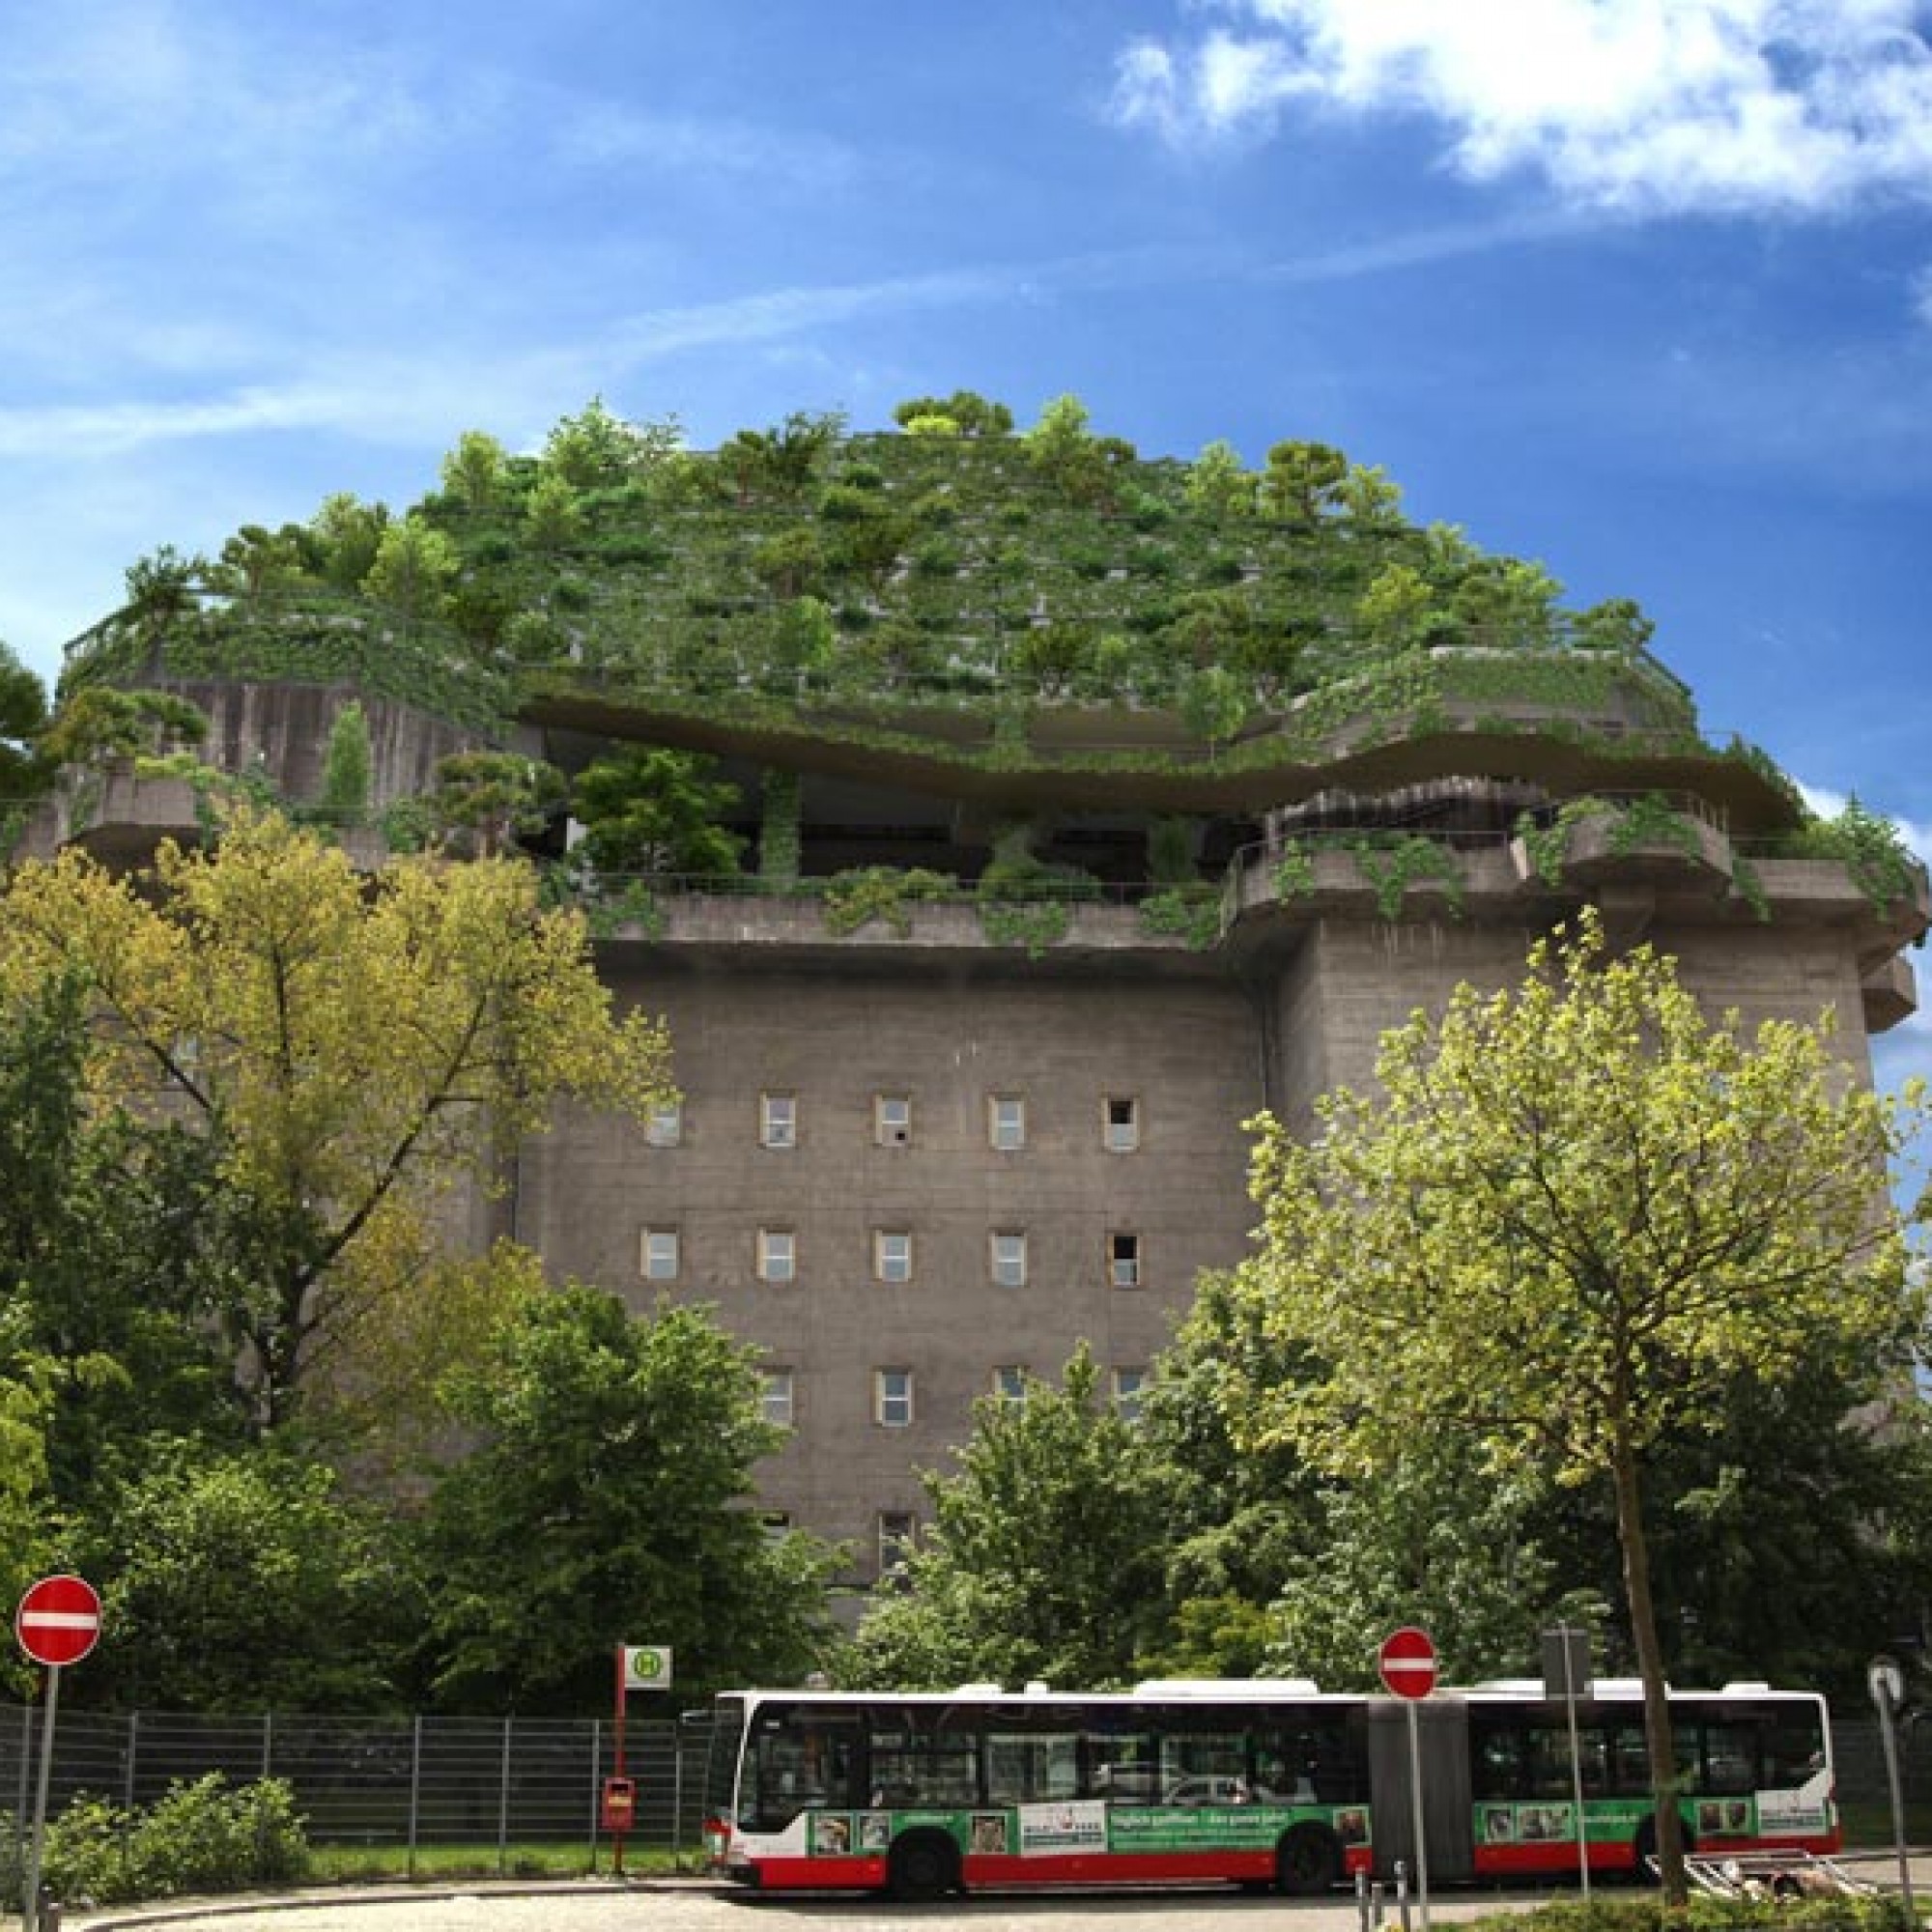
[1610,1427,1688,1906]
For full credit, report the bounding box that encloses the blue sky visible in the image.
[4,0,1930,1072]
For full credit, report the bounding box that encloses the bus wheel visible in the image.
[1276,1824,1343,1895]
[888,1829,960,1902]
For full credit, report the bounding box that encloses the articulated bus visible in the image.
[703,1677,1837,1900]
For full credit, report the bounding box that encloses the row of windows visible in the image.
[643,1227,1145,1290]
[760,1365,1149,1433]
[644,1093,1144,1152]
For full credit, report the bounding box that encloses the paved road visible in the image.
[61,1877,1575,1932]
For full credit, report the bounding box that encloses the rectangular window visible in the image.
[760,1511,793,1539]
[639,1227,680,1282]
[874,1094,912,1147]
[644,1100,683,1149]
[1103,1094,1141,1152]
[992,1365,1028,1405]
[1109,1231,1142,1290]
[874,1368,914,1428]
[757,1228,796,1283]
[874,1230,913,1284]
[990,1231,1028,1288]
[988,1094,1026,1151]
[760,1093,797,1149]
[762,1368,795,1427]
[877,1510,917,1577]
[1113,1367,1148,1424]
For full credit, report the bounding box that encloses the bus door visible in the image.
[1369,1698,1475,1880]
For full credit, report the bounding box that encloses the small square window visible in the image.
[1109,1232,1142,1290]
[991,1365,1028,1405]
[988,1094,1026,1151]
[645,1100,683,1149]
[1104,1095,1141,1152]
[874,1094,912,1147]
[990,1231,1028,1288]
[874,1368,914,1428]
[757,1228,796,1283]
[760,1510,793,1539]
[874,1230,913,1284]
[762,1368,795,1427]
[639,1227,680,1282]
[1113,1367,1148,1424]
[760,1093,797,1149]
[877,1510,918,1577]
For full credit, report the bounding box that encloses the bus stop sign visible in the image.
[1378,1626,1438,1700]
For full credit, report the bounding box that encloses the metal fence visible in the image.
[0,1702,717,1886]
[2,1700,1926,1890]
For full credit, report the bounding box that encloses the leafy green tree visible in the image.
[524,470,583,552]
[362,515,458,625]
[750,526,827,600]
[1185,440,1257,518]
[1339,463,1405,528]
[840,1345,1171,1690]
[213,524,310,598]
[892,391,1011,436]
[573,747,744,882]
[1356,563,1441,652]
[123,545,203,651]
[1025,394,1136,505]
[1450,556,1563,646]
[1573,596,1657,653]
[542,398,682,488]
[0,640,48,813]
[427,752,567,857]
[0,810,673,1433]
[309,494,390,592]
[439,429,510,510]
[316,702,372,828]
[719,411,845,504]
[75,1441,412,1710]
[1223,909,1923,1902]
[38,687,208,769]
[1259,440,1348,522]
[417,1286,837,1710]
[0,1333,53,1693]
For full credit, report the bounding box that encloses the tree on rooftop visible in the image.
[310,493,391,592]
[573,746,744,884]
[440,429,510,510]
[1220,909,1924,1905]
[1260,440,1349,523]
[0,808,674,1434]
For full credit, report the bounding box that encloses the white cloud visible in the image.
[1113,1,1932,214]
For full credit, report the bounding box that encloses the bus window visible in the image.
[1256,1719,1362,1804]
[868,1720,980,1808]
[1086,1736,1159,1804]
[1764,1709,1827,1787]
[1160,1730,1247,1802]
[1700,1717,1760,1796]
[749,1711,861,1828]
[987,1730,1080,1805]
[1471,1721,1522,1801]
[1606,1723,1649,1797]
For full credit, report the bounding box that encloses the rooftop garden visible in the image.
[54,391,1804,824]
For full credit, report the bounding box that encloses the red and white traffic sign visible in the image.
[15,1574,102,1668]
[1378,1625,1438,1700]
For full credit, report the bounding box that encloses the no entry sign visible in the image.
[14,1574,102,1668]
[1378,1625,1438,1700]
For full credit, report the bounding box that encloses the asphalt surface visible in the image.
[25,1851,1926,1932]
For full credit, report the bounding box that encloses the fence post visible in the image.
[497,1717,512,1875]
[262,1711,273,1781]
[407,1716,422,1881]
[588,1719,603,1873]
[671,1720,685,1857]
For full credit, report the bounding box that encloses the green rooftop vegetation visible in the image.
[57,391,1790,815]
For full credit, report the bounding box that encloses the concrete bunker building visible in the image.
[36,417,1928,1600]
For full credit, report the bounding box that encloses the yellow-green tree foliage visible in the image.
[0,809,674,1433]
[1224,909,1923,1902]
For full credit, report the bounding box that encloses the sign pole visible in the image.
[22,1663,61,1932]
[611,1643,628,1877]
[1378,1629,1436,1932]
[1867,1656,1917,1924]
[1543,1624,1593,1901]
[1405,1694,1431,1932]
